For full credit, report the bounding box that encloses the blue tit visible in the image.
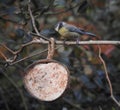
[55,21,96,40]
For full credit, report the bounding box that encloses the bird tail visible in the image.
[84,32,96,37]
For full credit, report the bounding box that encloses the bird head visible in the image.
[55,21,66,32]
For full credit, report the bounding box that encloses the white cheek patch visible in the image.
[55,24,59,31]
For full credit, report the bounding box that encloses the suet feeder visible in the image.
[24,38,69,101]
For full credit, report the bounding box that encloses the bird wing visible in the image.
[64,23,96,37]
[67,26,85,35]
[84,31,96,37]
[68,27,96,37]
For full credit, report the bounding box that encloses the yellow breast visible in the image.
[58,27,80,39]
[59,27,69,35]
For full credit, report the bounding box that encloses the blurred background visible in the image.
[0,0,120,110]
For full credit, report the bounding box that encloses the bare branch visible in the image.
[98,45,120,107]
[0,17,20,24]
[0,40,35,63]
[43,3,79,15]
[1,37,120,65]
[27,34,120,45]
[28,0,40,35]
[30,32,50,41]
[54,40,120,45]
[9,45,63,66]
[27,37,120,45]
[9,48,48,65]
[0,50,8,61]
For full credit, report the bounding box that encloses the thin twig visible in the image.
[99,106,102,110]
[98,45,113,95]
[30,32,50,41]
[28,0,40,35]
[0,40,36,63]
[44,3,79,15]
[0,50,8,61]
[0,17,20,24]
[9,45,63,65]
[1,69,28,110]
[9,48,48,65]
[39,0,55,16]
[98,45,120,107]
[111,95,120,107]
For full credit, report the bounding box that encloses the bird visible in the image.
[54,21,96,40]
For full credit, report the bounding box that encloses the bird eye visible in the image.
[58,22,63,29]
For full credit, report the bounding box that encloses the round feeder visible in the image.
[24,59,69,101]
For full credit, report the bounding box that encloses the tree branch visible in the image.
[29,38,120,45]
[29,33,120,45]
[55,40,120,45]
[1,37,120,65]
[28,0,40,35]
[98,45,120,107]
